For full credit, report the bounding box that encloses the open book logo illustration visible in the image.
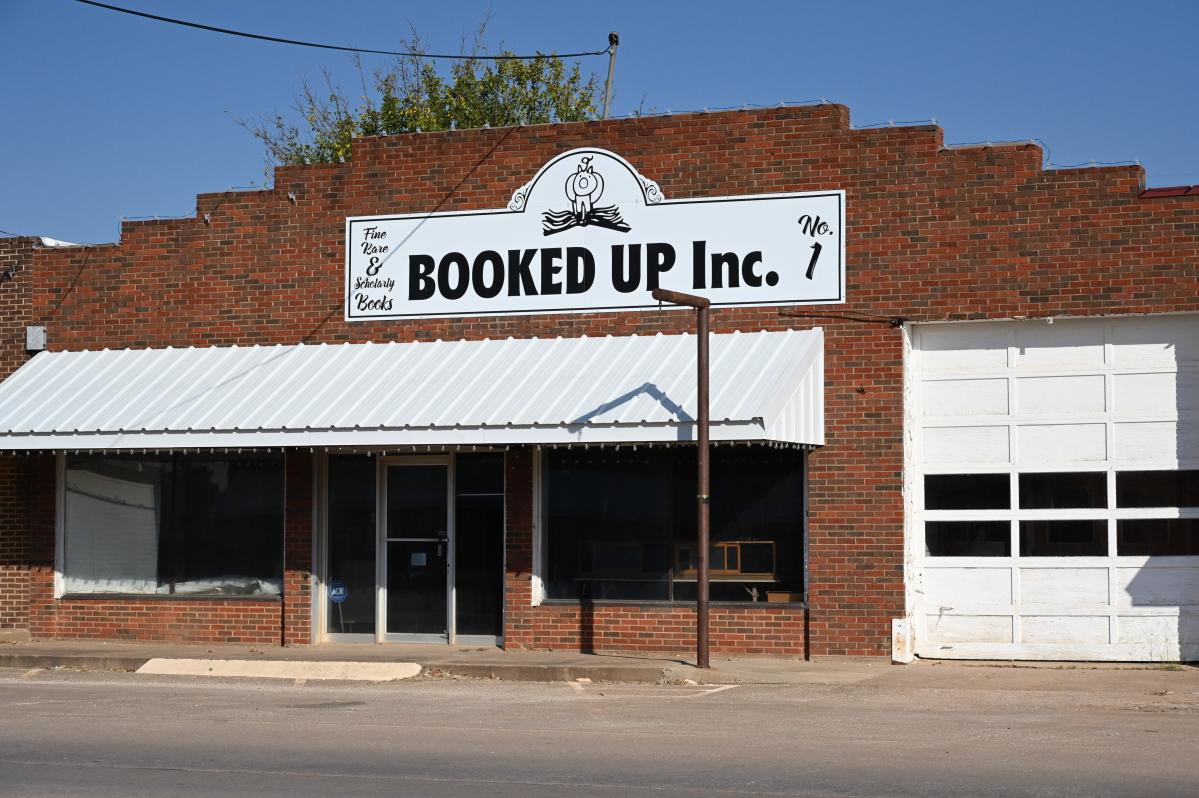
[542,156,632,235]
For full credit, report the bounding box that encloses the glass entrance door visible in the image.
[323,453,504,645]
[382,460,450,642]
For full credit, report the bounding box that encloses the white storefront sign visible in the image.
[345,148,845,321]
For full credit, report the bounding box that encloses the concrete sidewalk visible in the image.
[0,639,893,684]
[2,639,1195,691]
[0,640,683,683]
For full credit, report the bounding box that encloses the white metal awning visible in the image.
[0,330,823,450]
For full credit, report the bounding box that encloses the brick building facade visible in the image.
[1,105,1195,658]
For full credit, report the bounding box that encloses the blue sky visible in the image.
[3,0,1197,244]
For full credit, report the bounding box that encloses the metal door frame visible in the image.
[377,455,455,644]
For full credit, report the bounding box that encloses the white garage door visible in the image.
[909,315,1199,661]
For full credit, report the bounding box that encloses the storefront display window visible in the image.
[63,454,284,595]
[543,446,805,602]
[326,455,376,632]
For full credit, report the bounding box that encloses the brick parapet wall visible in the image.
[1,237,36,380]
[31,106,1198,350]
[14,105,1199,653]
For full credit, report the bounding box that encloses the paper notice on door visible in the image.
[411,552,427,567]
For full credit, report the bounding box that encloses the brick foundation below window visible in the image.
[512,603,806,656]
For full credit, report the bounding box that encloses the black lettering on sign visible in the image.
[566,247,595,294]
[473,250,505,299]
[508,249,538,296]
[355,293,393,313]
[645,243,675,291]
[692,240,707,289]
[409,255,435,300]
[438,252,469,300]
[710,251,739,289]
[741,251,764,287]
[806,243,822,280]
[361,227,390,275]
[798,214,833,281]
[797,214,832,237]
[540,248,563,296]
[612,244,641,293]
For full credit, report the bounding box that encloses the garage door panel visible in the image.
[1179,368,1199,417]
[1110,317,1199,366]
[922,567,1012,608]
[1013,324,1104,369]
[1117,567,1199,608]
[924,615,1013,644]
[1113,422,1197,465]
[1021,616,1109,645]
[917,326,1011,372]
[921,379,1008,417]
[923,426,1009,464]
[1016,375,1105,417]
[1020,567,1108,605]
[1117,615,1199,660]
[1112,372,1181,417]
[1017,424,1107,464]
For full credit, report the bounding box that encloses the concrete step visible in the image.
[137,658,421,681]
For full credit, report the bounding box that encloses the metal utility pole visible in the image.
[651,287,711,669]
[602,32,620,119]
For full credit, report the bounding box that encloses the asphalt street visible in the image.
[1,665,1196,797]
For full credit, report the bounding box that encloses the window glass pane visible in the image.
[546,448,673,601]
[1117,471,1199,508]
[1019,472,1106,509]
[387,465,446,540]
[1117,519,1199,556]
[64,456,171,594]
[703,447,803,603]
[924,474,1009,510]
[456,452,505,495]
[1020,520,1107,556]
[544,446,804,603]
[455,453,504,636]
[171,456,283,595]
[63,454,284,596]
[327,455,376,633]
[925,521,1010,556]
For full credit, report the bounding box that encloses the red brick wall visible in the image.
[0,238,37,633]
[0,237,36,380]
[503,448,536,647]
[0,457,30,632]
[15,105,1199,654]
[29,592,283,644]
[283,452,314,645]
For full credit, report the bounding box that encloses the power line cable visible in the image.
[73,0,611,60]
